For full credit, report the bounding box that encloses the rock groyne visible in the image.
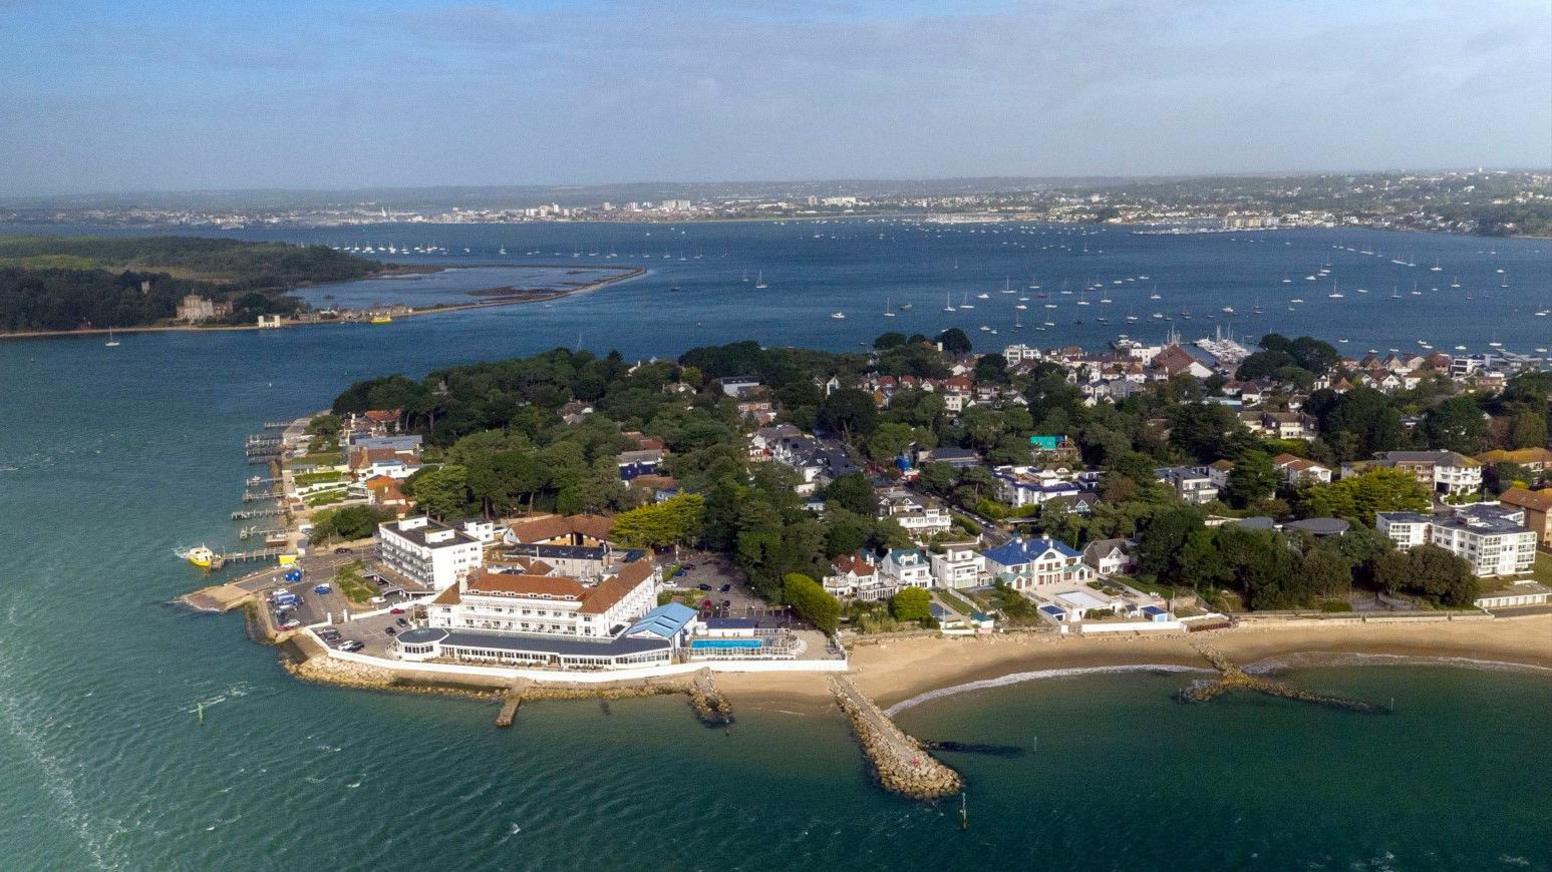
[829,675,962,799]
[1178,643,1388,713]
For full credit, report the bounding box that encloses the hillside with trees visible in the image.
[0,236,382,332]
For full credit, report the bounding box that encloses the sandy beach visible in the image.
[715,615,1552,713]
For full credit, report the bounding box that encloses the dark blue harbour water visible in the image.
[0,220,1549,870]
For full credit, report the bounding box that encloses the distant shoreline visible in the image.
[0,263,645,341]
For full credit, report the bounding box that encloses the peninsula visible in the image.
[188,330,1552,796]
[0,235,643,338]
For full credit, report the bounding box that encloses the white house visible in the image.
[1082,538,1135,576]
[376,516,485,590]
[425,559,658,640]
[992,466,1082,509]
[1376,507,1537,578]
[875,488,953,539]
[1156,466,1219,505]
[823,553,890,601]
[879,548,934,589]
[981,536,1092,590]
[929,542,985,590]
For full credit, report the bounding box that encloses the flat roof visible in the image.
[439,630,670,657]
[1054,590,1107,610]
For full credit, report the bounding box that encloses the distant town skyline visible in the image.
[2,0,1548,197]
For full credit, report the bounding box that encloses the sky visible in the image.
[1,0,1549,196]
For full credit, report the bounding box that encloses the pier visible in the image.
[829,676,962,800]
[495,679,531,727]
[1178,643,1388,713]
[238,525,285,541]
[242,490,283,502]
[231,506,287,520]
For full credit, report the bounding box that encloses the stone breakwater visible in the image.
[1177,643,1388,713]
[829,675,962,800]
[688,669,734,727]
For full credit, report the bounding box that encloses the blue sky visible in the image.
[1,0,1548,195]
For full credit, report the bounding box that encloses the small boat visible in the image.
[754,272,767,289]
[104,327,120,347]
[883,297,895,318]
[898,303,913,311]
[830,312,846,320]
[943,293,956,313]
[177,545,218,569]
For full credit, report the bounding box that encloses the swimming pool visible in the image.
[690,639,762,650]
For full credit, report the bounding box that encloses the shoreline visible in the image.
[0,263,645,341]
[713,614,1552,713]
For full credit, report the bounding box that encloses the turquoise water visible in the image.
[690,639,763,649]
[0,221,1549,870]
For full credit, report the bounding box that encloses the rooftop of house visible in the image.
[983,536,1081,567]
[506,514,615,545]
[1500,487,1552,514]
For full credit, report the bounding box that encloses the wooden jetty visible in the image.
[830,675,962,799]
[261,421,291,429]
[1178,643,1387,713]
[231,507,286,520]
[238,525,285,541]
[242,490,282,502]
[495,679,532,727]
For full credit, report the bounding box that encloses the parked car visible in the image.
[279,619,301,631]
[697,584,712,591]
[395,617,408,627]
[390,607,405,615]
[313,584,332,595]
[721,599,732,608]
[719,584,732,593]
[384,626,397,636]
[338,640,364,652]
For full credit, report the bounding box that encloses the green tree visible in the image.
[889,587,932,623]
[610,493,706,549]
[817,388,879,440]
[1508,410,1548,450]
[873,331,907,350]
[404,464,472,518]
[824,472,877,515]
[1422,395,1488,454]
[1224,450,1279,508]
[783,572,840,634]
[936,328,973,355]
[1298,468,1430,523]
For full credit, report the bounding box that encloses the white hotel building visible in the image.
[375,516,485,591]
[426,560,658,640]
[1376,507,1537,578]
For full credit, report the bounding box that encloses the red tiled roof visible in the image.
[464,569,585,600]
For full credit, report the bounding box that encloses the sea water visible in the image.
[0,220,1549,870]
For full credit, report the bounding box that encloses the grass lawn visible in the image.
[935,588,977,615]
[295,471,343,486]
[335,562,377,604]
[1531,552,1552,586]
[1112,575,1176,598]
